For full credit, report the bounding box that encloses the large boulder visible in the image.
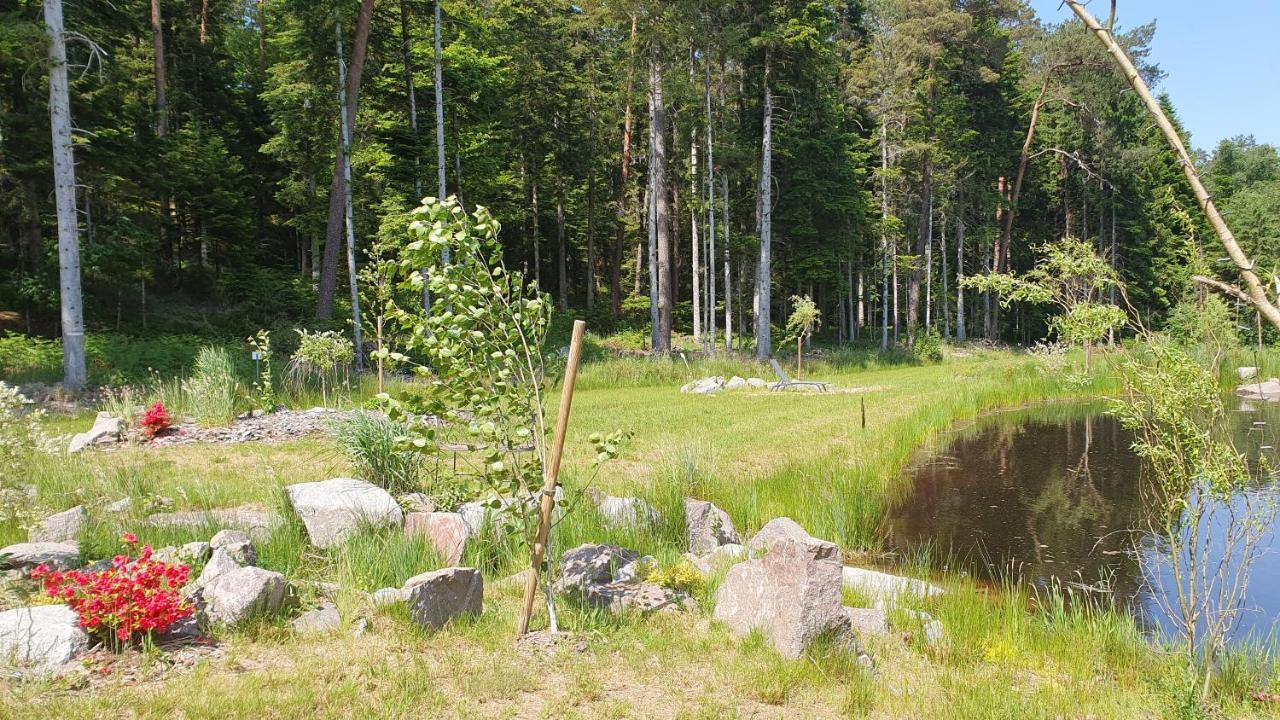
[554,544,640,593]
[843,607,890,638]
[403,567,483,630]
[405,512,468,565]
[0,605,89,673]
[746,517,812,552]
[286,478,403,548]
[193,547,244,588]
[201,566,291,625]
[685,498,741,554]
[1239,366,1259,381]
[841,566,944,603]
[724,376,748,391]
[680,376,725,394]
[0,542,79,572]
[1237,378,1280,401]
[582,581,689,614]
[685,543,748,576]
[67,412,123,454]
[596,495,659,528]
[210,529,257,565]
[291,602,341,633]
[29,506,88,544]
[457,497,516,536]
[713,537,846,659]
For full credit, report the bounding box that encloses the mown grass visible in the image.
[6,347,1280,718]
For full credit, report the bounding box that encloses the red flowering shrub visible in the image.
[139,401,171,438]
[32,533,192,648]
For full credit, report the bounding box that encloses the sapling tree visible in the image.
[247,330,275,411]
[289,329,354,407]
[963,237,1126,370]
[785,295,820,378]
[379,198,625,632]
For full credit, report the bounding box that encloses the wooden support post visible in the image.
[518,319,587,636]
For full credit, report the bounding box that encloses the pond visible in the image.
[886,400,1280,645]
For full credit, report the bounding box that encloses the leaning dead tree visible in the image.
[1064,0,1280,331]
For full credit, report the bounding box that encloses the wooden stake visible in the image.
[518,319,587,635]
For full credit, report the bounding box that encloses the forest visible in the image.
[3,0,1278,374]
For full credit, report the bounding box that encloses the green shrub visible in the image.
[183,346,243,425]
[330,411,423,494]
[288,329,354,407]
[1164,293,1239,349]
[912,329,944,363]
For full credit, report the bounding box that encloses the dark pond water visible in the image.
[886,402,1280,644]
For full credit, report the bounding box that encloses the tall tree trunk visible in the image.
[612,15,637,317]
[44,0,86,388]
[940,209,948,338]
[400,0,421,199]
[556,185,567,310]
[586,111,597,310]
[705,57,716,354]
[151,0,168,137]
[879,118,890,350]
[956,210,966,341]
[723,173,732,353]
[754,51,772,359]
[316,0,374,319]
[199,0,209,44]
[691,136,701,341]
[646,116,658,349]
[433,0,449,269]
[651,55,671,353]
[532,174,542,291]
[257,0,267,77]
[336,23,364,370]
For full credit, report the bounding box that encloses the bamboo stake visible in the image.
[518,319,587,636]
[1064,0,1280,332]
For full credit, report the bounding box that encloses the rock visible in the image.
[403,567,483,630]
[694,543,748,574]
[201,566,291,625]
[0,542,79,572]
[371,587,404,607]
[614,555,656,583]
[147,503,282,539]
[686,376,726,394]
[29,506,88,543]
[746,517,812,552]
[1237,378,1280,401]
[67,412,123,453]
[291,602,341,633]
[194,548,243,588]
[582,581,690,613]
[1239,366,1259,380]
[842,607,890,637]
[0,605,89,672]
[210,529,257,565]
[841,567,944,603]
[685,498,741,554]
[286,478,403,549]
[713,537,846,659]
[179,541,211,562]
[746,377,769,389]
[104,497,132,513]
[922,618,944,645]
[725,376,748,390]
[152,546,180,564]
[404,512,468,565]
[398,492,436,514]
[555,544,640,593]
[596,495,659,528]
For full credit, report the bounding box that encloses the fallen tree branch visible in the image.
[1193,275,1252,306]
[1064,0,1280,332]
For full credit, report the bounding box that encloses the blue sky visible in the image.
[1028,0,1279,152]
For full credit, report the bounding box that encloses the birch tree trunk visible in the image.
[705,58,716,354]
[316,0,374,320]
[879,118,890,350]
[44,0,86,388]
[434,0,448,269]
[651,56,671,353]
[723,173,732,354]
[612,15,637,317]
[336,24,364,370]
[754,52,772,359]
[691,137,701,342]
[956,212,966,341]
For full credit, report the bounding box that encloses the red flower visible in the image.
[120,532,138,545]
[139,402,171,439]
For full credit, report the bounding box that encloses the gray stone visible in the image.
[67,412,123,453]
[695,543,748,573]
[1237,378,1280,401]
[201,566,291,625]
[210,529,257,565]
[685,498,742,554]
[179,541,211,562]
[0,605,89,672]
[597,495,659,528]
[582,581,690,614]
[684,376,725,394]
[725,376,748,390]
[404,512,468,565]
[746,517,812,552]
[152,546,180,564]
[371,587,403,607]
[1239,366,1259,380]
[554,544,640,593]
[746,377,769,389]
[29,506,87,543]
[842,607,890,637]
[0,542,79,572]
[713,538,846,659]
[147,503,282,539]
[403,567,483,630]
[398,493,436,513]
[286,477,403,548]
[841,566,943,603]
[291,602,341,633]
[194,548,243,588]
[613,555,656,583]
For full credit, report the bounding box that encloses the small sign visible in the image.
[251,351,263,361]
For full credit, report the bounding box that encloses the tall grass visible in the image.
[183,345,244,425]
[330,411,423,494]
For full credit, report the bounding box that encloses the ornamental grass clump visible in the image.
[32,532,193,650]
